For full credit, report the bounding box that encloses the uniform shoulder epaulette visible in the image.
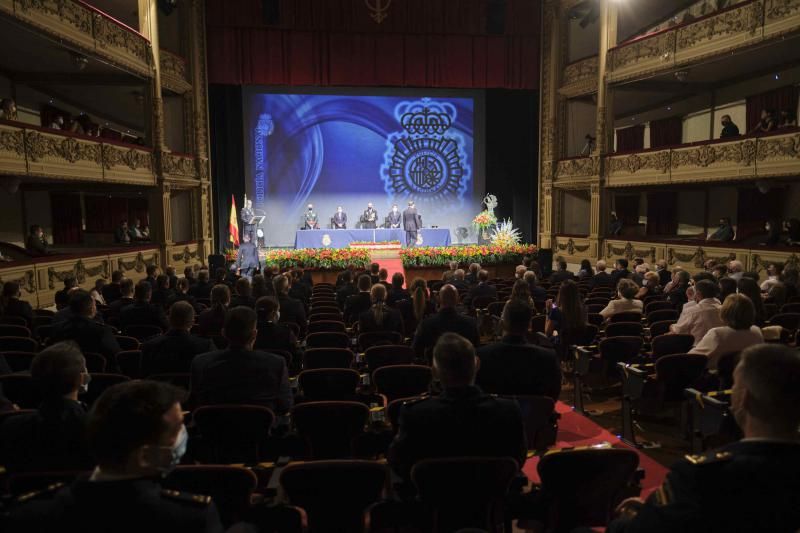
[684,449,734,466]
[161,489,212,507]
[15,482,65,504]
[403,394,430,406]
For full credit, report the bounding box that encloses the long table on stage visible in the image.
[294,228,451,249]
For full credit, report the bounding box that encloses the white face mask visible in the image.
[150,424,188,476]
[79,371,91,394]
[274,311,280,322]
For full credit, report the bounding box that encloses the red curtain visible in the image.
[84,196,148,232]
[615,125,645,152]
[646,192,677,236]
[650,116,682,148]
[205,0,540,88]
[746,85,798,132]
[128,198,150,228]
[51,193,82,245]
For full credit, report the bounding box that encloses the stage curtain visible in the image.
[615,125,645,152]
[746,85,798,132]
[649,116,682,148]
[646,192,677,236]
[205,0,539,88]
[51,193,82,245]
[84,195,111,233]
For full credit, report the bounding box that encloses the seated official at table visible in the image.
[332,206,347,229]
[303,204,319,230]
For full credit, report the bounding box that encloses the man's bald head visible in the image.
[438,284,459,308]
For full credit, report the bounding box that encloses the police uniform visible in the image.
[402,206,421,247]
[362,207,378,229]
[4,478,223,533]
[240,206,255,242]
[303,210,319,230]
[388,385,527,483]
[236,240,261,280]
[607,440,800,533]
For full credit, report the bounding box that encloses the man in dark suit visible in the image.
[119,281,169,331]
[236,233,261,280]
[190,306,292,414]
[101,270,124,304]
[183,266,196,286]
[608,344,800,533]
[411,285,480,360]
[465,263,481,286]
[524,271,548,302]
[273,273,307,336]
[389,332,526,483]
[240,198,256,242]
[610,258,631,288]
[167,277,200,312]
[655,259,671,287]
[402,201,421,247]
[362,202,378,229]
[254,296,301,365]
[476,300,560,399]
[387,204,402,228]
[165,266,179,293]
[450,269,470,292]
[113,219,132,244]
[196,284,230,337]
[590,260,614,289]
[24,224,49,256]
[336,271,358,309]
[144,264,159,290]
[150,275,173,310]
[549,260,574,284]
[665,269,690,311]
[50,290,121,365]
[1,281,33,328]
[105,278,135,323]
[230,277,256,308]
[54,277,78,310]
[465,270,498,309]
[141,302,216,376]
[0,342,93,473]
[5,380,224,533]
[345,274,373,324]
[332,206,347,229]
[188,269,213,300]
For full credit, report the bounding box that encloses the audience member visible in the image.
[150,274,172,309]
[465,270,498,308]
[274,274,307,336]
[119,281,168,331]
[665,270,691,311]
[670,280,724,345]
[24,225,49,256]
[508,279,534,307]
[708,218,735,242]
[412,285,479,360]
[167,277,200,312]
[736,278,766,327]
[761,218,782,246]
[344,274,373,324]
[590,260,613,289]
[50,290,120,363]
[6,380,224,532]
[749,109,777,134]
[577,259,594,280]
[90,279,107,307]
[183,266,196,286]
[367,263,380,285]
[101,270,124,304]
[477,300,560,399]
[599,279,643,320]
[105,278,135,321]
[144,265,159,290]
[781,267,799,300]
[711,264,728,279]
[164,266,179,292]
[230,277,256,308]
[336,270,358,309]
[549,260,574,284]
[0,342,93,473]
[451,269,469,291]
[635,271,661,300]
[389,332,526,483]
[465,263,481,285]
[779,109,797,128]
[188,269,213,300]
[251,273,273,300]
[718,277,737,303]
[760,262,783,292]
[690,294,764,369]
[387,272,409,305]
[609,343,800,533]
[0,281,33,328]
[545,280,589,358]
[654,259,671,287]
[359,283,403,334]
[610,258,631,288]
[254,296,300,363]
[719,114,740,138]
[787,219,800,245]
[609,213,623,235]
[0,97,18,120]
[197,284,230,337]
[55,276,78,310]
[287,270,310,307]
[191,306,292,413]
[113,220,131,244]
[524,271,547,302]
[662,266,683,293]
[140,302,215,376]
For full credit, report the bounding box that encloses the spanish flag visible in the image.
[229,195,240,247]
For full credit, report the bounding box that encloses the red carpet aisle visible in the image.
[523,402,669,498]
[372,254,406,286]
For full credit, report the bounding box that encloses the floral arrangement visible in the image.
[472,210,497,231]
[223,248,238,262]
[490,219,522,247]
[262,248,371,270]
[400,243,537,268]
[349,241,401,246]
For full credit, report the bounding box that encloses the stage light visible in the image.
[775,73,780,80]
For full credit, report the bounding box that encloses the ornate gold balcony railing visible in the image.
[560,55,598,98]
[1,0,152,77]
[0,121,156,185]
[160,49,191,93]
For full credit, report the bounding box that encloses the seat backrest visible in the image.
[587,304,605,314]
[116,350,142,379]
[298,368,361,401]
[649,319,676,338]
[655,354,708,401]
[781,303,800,314]
[505,395,557,452]
[373,365,433,402]
[0,336,38,353]
[122,324,163,342]
[0,325,31,338]
[715,351,741,389]
[0,373,40,408]
[307,320,346,334]
[309,306,341,316]
[303,348,354,370]
[386,395,424,432]
[280,460,387,532]
[472,295,497,310]
[587,313,603,327]
[598,336,643,366]
[530,314,546,334]
[291,401,369,459]
[644,300,673,314]
[538,448,639,532]
[82,373,130,406]
[164,466,258,528]
[193,404,275,464]
[358,331,403,351]
[608,312,642,324]
[412,457,519,533]
[769,312,800,331]
[584,297,610,307]
[1,351,35,372]
[364,345,415,372]
[309,312,343,323]
[651,334,694,359]
[146,373,191,390]
[0,316,27,326]
[646,309,679,325]
[83,352,107,373]
[114,335,141,351]
[604,322,643,338]
[306,331,350,349]
[487,301,506,317]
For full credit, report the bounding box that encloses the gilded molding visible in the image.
[118,252,158,273]
[676,1,763,50]
[756,133,800,160]
[0,128,25,156]
[160,49,191,93]
[15,0,93,33]
[765,0,800,18]
[102,144,153,171]
[0,269,36,294]
[556,238,590,256]
[555,156,599,179]
[671,140,756,169]
[172,246,199,263]
[606,241,656,262]
[751,252,799,274]
[666,246,736,268]
[162,153,197,177]
[611,31,675,73]
[47,259,108,290]
[561,55,598,94]
[23,131,102,165]
[609,150,670,174]
[93,14,149,64]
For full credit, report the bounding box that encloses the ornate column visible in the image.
[593,0,618,156]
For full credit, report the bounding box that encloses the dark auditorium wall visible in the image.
[486,90,539,243]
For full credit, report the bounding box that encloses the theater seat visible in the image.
[0,336,37,353]
[164,465,258,527]
[651,333,694,359]
[358,331,403,351]
[82,373,130,406]
[291,401,369,459]
[297,368,361,402]
[193,404,275,464]
[372,365,432,402]
[364,345,415,372]
[122,325,163,342]
[306,332,350,349]
[303,348,354,370]
[0,373,41,408]
[0,325,31,338]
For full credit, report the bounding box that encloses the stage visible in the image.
[294,228,451,249]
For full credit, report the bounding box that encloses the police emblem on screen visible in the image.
[381,98,470,209]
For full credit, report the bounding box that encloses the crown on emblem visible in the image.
[397,98,456,135]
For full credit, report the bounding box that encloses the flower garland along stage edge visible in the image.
[400,244,538,268]
[262,248,372,270]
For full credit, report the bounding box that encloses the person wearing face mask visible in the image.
[253,296,300,366]
[5,380,225,533]
[362,202,378,229]
[387,204,402,228]
[50,290,121,370]
[0,342,94,473]
[608,343,800,533]
[707,217,734,242]
[719,114,740,138]
[303,203,319,229]
[332,205,347,229]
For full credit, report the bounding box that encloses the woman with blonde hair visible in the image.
[691,293,763,369]
[635,271,662,300]
[509,279,533,306]
[359,283,403,333]
[599,278,643,320]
